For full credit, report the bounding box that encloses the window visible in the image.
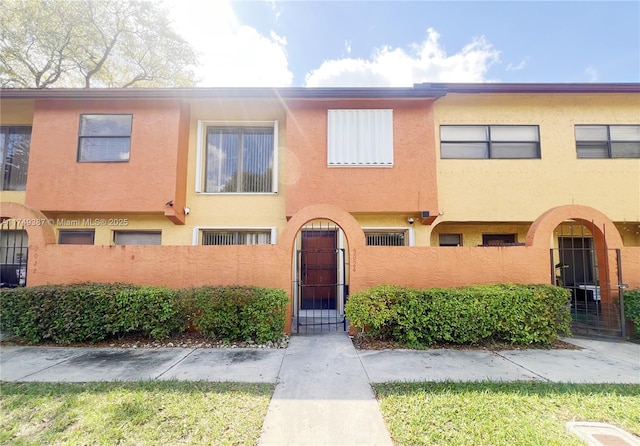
[201,230,272,245]
[575,125,640,158]
[59,230,95,245]
[114,231,161,245]
[481,234,518,246]
[327,109,393,166]
[78,114,132,162]
[365,231,407,246]
[439,234,462,247]
[440,125,540,159]
[1,126,31,191]
[202,124,276,193]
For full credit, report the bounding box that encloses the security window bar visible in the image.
[576,125,640,158]
[441,125,540,159]
[1,126,31,191]
[365,231,406,246]
[205,126,274,193]
[202,230,271,245]
[327,109,394,166]
[78,114,132,162]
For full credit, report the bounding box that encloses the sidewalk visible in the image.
[1,334,639,445]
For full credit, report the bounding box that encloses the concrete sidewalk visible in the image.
[1,334,638,385]
[2,334,639,445]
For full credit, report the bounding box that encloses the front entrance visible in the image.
[552,221,626,338]
[300,230,338,310]
[294,221,347,333]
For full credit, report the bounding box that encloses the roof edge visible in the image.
[0,86,446,100]
[415,82,640,93]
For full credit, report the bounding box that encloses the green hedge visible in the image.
[0,283,287,344]
[187,286,288,343]
[345,284,571,347]
[624,288,640,328]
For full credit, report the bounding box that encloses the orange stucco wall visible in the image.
[285,99,439,216]
[25,99,189,220]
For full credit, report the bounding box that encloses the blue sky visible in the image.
[168,1,640,87]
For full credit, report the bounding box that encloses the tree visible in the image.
[0,0,198,88]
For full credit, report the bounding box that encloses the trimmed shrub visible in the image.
[189,286,288,343]
[1,283,287,345]
[345,284,571,347]
[104,285,185,340]
[623,288,640,327]
[0,283,126,343]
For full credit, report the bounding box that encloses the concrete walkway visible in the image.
[1,334,639,445]
[258,332,393,445]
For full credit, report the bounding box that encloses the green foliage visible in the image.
[623,289,640,326]
[1,283,288,344]
[105,286,185,340]
[189,286,288,343]
[345,284,571,346]
[0,0,197,88]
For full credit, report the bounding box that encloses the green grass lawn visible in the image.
[0,381,273,445]
[374,382,640,446]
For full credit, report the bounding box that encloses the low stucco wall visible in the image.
[351,245,551,292]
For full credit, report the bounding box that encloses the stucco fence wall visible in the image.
[4,202,639,334]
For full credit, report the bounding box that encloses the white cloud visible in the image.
[305,28,500,87]
[585,66,599,82]
[506,59,528,71]
[344,40,352,55]
[166,0,292,87]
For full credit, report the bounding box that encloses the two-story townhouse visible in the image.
[1,83,638,337]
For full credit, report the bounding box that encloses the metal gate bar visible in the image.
[294,222,348,334]
[551,220,623,338]
[0,219,28,287]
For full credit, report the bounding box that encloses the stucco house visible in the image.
[1,83,639,337]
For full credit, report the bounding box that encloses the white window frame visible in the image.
[327,109,394,167]
[192,227,277,245]
[196,120,279,194]
[362,227,414,246]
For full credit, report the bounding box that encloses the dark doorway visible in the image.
[558,237,595,287]
[300,230,338,310]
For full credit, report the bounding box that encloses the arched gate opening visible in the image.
[293,219,349,334]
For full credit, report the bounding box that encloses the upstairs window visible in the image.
[441,125,540,159]
[1,126,31,191]
[327,109,393,166]
[78,114,132,162]
[575,125,640,158]
[201,229,272,245]
[202,123,276,193]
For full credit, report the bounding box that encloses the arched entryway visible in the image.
[0,202,55,288]
[527,205,626,338]
[280,204,365,334]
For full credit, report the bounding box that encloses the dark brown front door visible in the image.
[300,230,337,310]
